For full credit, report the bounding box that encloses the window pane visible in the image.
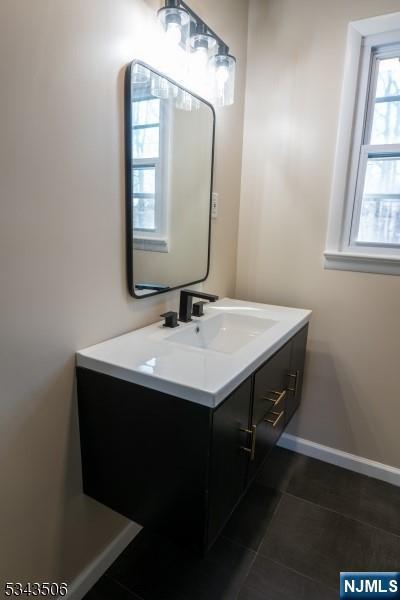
[375,57,400,99]
[132,99,160,126]
[133,196,155,230]
[357,198,400,244]
[370,57,400,144]
[357,157,400,245]
[363,156,400,195]
[132,127,159,159]
[133,167,155,194]
[370,100,400,144]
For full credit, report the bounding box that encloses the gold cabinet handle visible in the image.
[262,389,286,407]
[287,370,299,394]
[265,410,284,428]
[240,424,257,461]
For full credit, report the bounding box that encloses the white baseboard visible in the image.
[61,522,142,600]
[278,433,400,487]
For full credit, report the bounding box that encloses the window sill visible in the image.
[133,237,169,253]
[324,250,400,276]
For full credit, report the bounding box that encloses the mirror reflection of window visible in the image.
[132,95,163,234]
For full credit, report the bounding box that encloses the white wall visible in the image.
[237,0,400,470]
[0,0,248,590]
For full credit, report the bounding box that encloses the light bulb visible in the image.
[193,46,209,70]
[216,64,229,86]
[166,22,182,46]
[210,52,236,106]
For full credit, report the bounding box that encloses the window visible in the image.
[352,51,400,247]
[325,13,400,275]
[132,96,167,241]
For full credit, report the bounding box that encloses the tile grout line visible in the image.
[233,548,258,600]
[221,491,284,555]
[105,572,145,600]
[262,554,338,593]
[210,535,258,600]
[283,490,400,541]
[254,493,285,554]
[224,493,286,599]
[220,533,258,556]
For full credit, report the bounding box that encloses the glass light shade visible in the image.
[158,7,190,49]
[150,73,178,100]
[191,33,217,72]
[175,89,200,112]
[131,63,150,85]
[190,33,217,54]
[186,33,215,98]
[209,53,236,107]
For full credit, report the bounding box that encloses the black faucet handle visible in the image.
[160,311,179,328]
[192,301,207,317]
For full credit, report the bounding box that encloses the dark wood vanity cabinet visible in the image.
[77,324,308,554]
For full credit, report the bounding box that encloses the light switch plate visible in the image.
[211,192,218,219]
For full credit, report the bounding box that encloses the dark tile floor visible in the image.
[84,447,400,600]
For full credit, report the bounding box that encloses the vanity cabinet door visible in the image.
[248,342,292,479]
[207,378,252,549]
[285,324,308,424]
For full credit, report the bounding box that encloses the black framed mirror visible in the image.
[125,60,215,298]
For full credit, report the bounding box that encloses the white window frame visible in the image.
[324,12,400,275]
[132,97,170,252]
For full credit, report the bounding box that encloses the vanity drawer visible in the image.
[253,341,292,425]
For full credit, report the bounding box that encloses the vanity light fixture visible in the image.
[157,0,236,107]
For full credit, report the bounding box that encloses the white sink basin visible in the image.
[167,313,277,354]
[76,298,311,407]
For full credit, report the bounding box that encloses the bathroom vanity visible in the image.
[76,299,310,553]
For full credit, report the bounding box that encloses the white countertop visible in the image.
[76,298,311,407]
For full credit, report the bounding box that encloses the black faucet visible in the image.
[178,289,219,323]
